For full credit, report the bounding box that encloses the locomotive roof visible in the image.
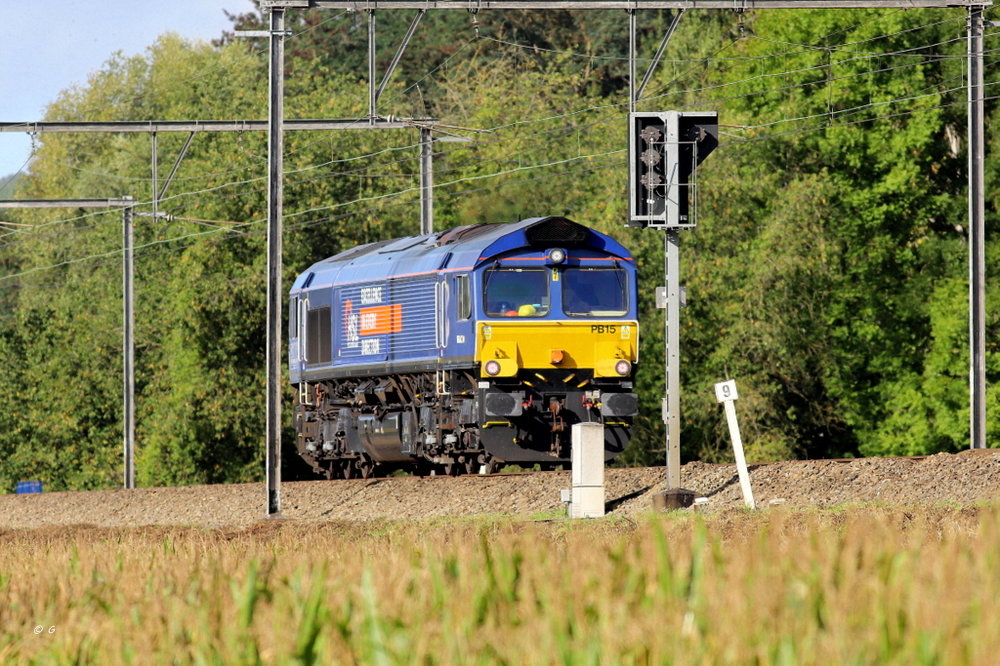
[291,217,632,292]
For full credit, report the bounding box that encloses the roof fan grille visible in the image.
[524,217,588,246]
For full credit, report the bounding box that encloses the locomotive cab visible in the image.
[473,230,638,464]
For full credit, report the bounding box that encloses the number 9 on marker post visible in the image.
[714,380,738,403]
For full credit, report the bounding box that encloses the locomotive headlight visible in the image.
[484,360,502,376]
[547,248,567,265]
[614,360,631,377]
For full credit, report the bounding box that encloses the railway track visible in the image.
[1,450,996,530]
[367,447,999,480]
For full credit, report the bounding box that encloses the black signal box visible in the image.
[628,111,718,229]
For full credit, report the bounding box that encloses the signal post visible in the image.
[628,111,718,509]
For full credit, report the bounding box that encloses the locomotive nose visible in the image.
[477,321,636,376]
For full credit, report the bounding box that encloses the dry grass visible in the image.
[1,506,997,664]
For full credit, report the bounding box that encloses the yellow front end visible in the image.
[477,321,638,377]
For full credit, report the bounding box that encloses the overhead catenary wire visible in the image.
[0,151,37,193]
[3,7,989,278]
[9,9,974,234]
[61,9,354,121]
[2,148,627,287]
[0,152,624,295]
[0,8,355,197]
[478,12,969,63]
[6,72,992,289]
[4,61,977,253]
[32,10,962,188]
[4,56,984,254]
[3,85,980,287]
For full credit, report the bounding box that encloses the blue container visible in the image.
[15,481,42,494]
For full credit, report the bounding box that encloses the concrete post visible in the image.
[570,422,606,518]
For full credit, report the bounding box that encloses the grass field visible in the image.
[1,506,997,664]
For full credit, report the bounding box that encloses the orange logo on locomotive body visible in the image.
[358,304,403,335]
[343,292,403,354]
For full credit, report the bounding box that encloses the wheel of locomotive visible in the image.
[355,455,376,480]
[440,456,481,476]
[477,453,498,475]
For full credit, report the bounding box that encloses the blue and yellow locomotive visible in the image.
[288,216,639,478]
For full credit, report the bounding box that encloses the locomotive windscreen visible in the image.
[484,268,550,317]
[563,268,628,317]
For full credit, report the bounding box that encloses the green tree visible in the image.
[676,8,989,460]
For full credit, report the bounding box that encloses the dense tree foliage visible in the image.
[681,9,1000,461]
[0,6,995,491]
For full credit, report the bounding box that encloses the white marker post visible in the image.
[714,380,756,509]
[569,422,606,518]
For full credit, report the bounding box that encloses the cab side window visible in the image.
[456,275,471,320]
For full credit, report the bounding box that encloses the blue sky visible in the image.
[1,0,257,178]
